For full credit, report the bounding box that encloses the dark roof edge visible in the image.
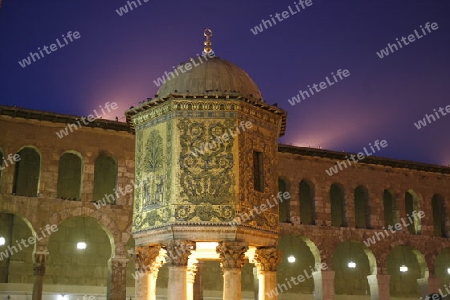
[278,144,450,174]
[0,105,131,133]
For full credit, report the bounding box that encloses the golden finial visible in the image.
[203,29,213,54]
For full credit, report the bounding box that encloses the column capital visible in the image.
[162,240,195,266]
[253,247,282,272]
[134,245,166,273]
[110,256,129,268]
[216,241,248,270]
[186,263,198,283]
[33,251,49,265]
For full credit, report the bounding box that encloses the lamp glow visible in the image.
[77,242,87,250]
[399,265,408,273]
[348,261,356,269]
[287,255,296,263]
[0,237,5,246]
[447,268,450,275]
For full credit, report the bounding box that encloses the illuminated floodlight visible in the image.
[399,265,408,273]
[0,236,5,246]
[447,268,450,275]
[77,242,87,250]
[287,255,296,263]
[348,261,356,269]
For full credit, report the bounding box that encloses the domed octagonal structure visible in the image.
[156,56,264,101]
[126,31,287,300]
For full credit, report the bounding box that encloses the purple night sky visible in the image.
[1,0,449,165]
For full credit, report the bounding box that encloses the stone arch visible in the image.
[383,188,399,229]
[45,215,113,286]
[435,247,450,279]
[432,194,446,237]
[299,179,315,225]
[387,244,428,297]
[0,211,37,283]
[277,234,321,294]
[405,189,421,234]
[332,240,376,295]
[330,183,346,227]
[57,151,83,200]
[93,153,118,204]
[278,177,290,223]
[354,185,370,229]
[12,146,41,197]
[47,207,123,256]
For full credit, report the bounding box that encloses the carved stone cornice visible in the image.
[216,242,248,270]
[253,248,282,272]
[162,240,195,266]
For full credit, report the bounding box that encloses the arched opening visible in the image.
[279,177,290,223]
[46,216,113,289]
[93,154,117,204]
[332,241,372,297]
[330,183,346,227]
[354,185,370,229]
[0,212,35,284]
[387,245,425,297]
[277,234,320,297]
[383,189,398,229]
[405,190,421,234]
[57,152,82,200]
[432,194,446,237]
[299,179,315,225]
[12,147,40,197]
[435,247,450,292]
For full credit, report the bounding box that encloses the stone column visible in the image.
[133,245,165,300]
[428,276,441,295]
[376,274,391,300]
[186,262,198,300]
[313,270,335,300]
[32,251,48,300]
[193,261,204,300]
[163,240,195,300]
[253,248,282,300]
[107,256,128,300]
[216,242,248,300]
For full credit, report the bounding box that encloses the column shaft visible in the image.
[107,257,128,300]
[32,251,48,300]
[258,271,277,300]
[223,269,242,300]
[167,266,188,300]
[377,274,391,300]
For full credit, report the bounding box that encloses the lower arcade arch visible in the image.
[332,240,375,297]
[45,216,113,290]
[387,245,427,297]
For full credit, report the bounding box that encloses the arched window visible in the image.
[12,147,40,197]
[405,190,420,234]
[279,178,290,223]
[432,194,446,237]
[299,180,315,225]
[330,183,346,227]
[383,189,398,229]
[354,185,370,229]
[93,154,117,204]
[57,152,82,200]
